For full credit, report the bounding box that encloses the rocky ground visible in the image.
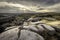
[0,15,60,40]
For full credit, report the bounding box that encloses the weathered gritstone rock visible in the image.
[39,24,56,36]
[0,27,18,40]
[53,26,60,33]
[29,21,43,25]
[37,24,45,32]
[23,21,56,36]
[0,21,60,40]
[18,30,44,40]
[23,24,45,34]
[23,25,38,32]
[27,17,41,22]
[39,24,55,31]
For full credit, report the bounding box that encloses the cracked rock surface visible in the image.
[0,21,60,40]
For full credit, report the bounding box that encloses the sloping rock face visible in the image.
[0,27,18,40]
[0,21,60,40]
[23,22,56,36]
[18,30,44,40]
[22,21,60,40]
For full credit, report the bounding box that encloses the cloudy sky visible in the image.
[0,0,60,13]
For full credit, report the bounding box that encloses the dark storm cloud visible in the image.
[0,0,60,13]
[0,2,34,13]
[0,0,60,5]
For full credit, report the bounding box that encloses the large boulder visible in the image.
[37,24,45,32]
[23,25,38,32]
[52,26,60,33]
[40,24,56,36]
[27,17,41,22]
[18,30,44,40]
[23,24,45,34]
[0,27,18,40]
[23,21,56,36]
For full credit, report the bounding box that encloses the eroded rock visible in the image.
[18,30,44,40]
[40,24,56,35]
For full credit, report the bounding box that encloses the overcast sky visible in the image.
[0,0,60,13]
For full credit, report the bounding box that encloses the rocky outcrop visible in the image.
[18,30,44,40]
[0,17,60,40]
[40,24,56,36]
